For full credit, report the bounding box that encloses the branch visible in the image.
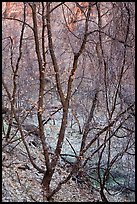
[46,2,65,106]
[2,17,34,31]
[66,138,77,157]
[31,3,50,170]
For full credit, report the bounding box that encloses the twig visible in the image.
[66,138,77,157]
[15,170,22,186]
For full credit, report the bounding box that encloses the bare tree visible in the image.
[2,2,135,202]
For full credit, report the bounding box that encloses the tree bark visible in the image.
[100,189,109,202]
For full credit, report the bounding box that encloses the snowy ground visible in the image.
[2,130,98,202]
[2,109,135,202]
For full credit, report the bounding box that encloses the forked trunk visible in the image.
[41,169,53,200]
[100,188,108,202]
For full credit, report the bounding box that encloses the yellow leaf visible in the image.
[71,75,75,80]
[38,107,43,113]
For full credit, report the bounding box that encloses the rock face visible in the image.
[2,2,31,18]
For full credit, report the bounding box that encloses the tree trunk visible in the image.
[100,188,108,202]
[41,169,53,200]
